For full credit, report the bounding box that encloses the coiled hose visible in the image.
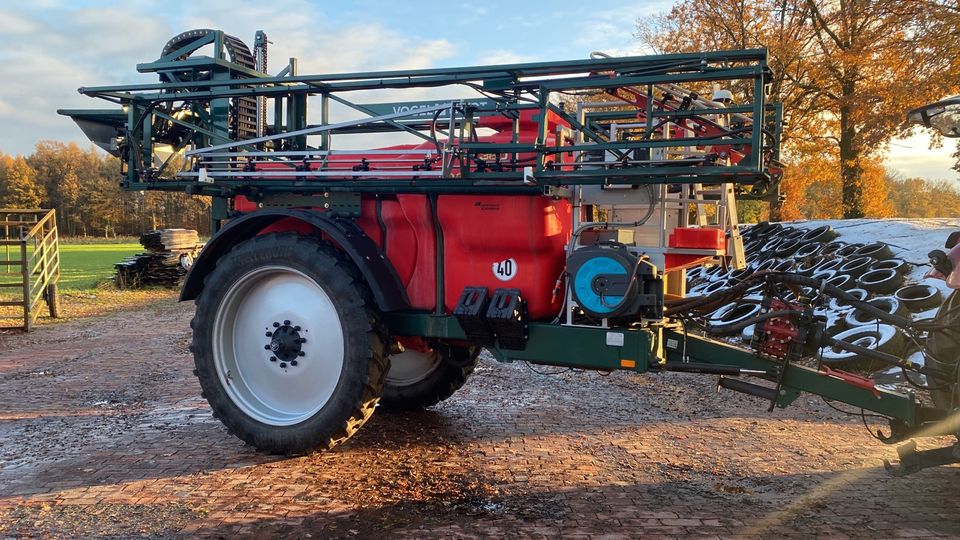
[667,271,913,329]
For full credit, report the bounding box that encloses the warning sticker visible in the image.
[606,332,625,347]
[492,258,517,281]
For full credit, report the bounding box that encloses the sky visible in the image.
[0,0,955,182]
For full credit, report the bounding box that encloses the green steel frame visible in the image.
[62,30,780,204]
[384,312,934,440]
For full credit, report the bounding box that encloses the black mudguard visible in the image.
[180,209,410,312]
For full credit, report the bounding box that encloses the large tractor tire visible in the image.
[190,233,387,454]
[380,344,479,410]
[928,290,960,413]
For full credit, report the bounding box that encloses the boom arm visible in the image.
[60,30,782,208]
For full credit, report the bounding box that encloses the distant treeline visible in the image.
[0,141,211,237]
[1,141,959,236]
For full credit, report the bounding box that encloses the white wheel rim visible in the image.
[213,265,344,426]
[386,349,441,386]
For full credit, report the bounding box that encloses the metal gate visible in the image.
[0,209,60,331]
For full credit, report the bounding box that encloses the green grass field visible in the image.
[1,240,177,329]
[58,242,142,290]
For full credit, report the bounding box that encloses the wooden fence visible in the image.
[0,209,60,331]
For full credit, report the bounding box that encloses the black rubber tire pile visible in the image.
[685,222,945,374]
[139,229,200,251]
[115,229,203,289]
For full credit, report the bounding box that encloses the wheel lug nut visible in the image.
[270,356,277,362]
[265,331,273,337]
[264,344,271,350]
[298,338,307,344]
[294,325,301,331]
[283,320,291,326]
[279,362,287,368]
[290,360,298,366]
[298,351,305,357]
[273,322,280,328]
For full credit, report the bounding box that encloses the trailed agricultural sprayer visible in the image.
[62,29,960,474]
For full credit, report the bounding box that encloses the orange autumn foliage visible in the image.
[640,0,960,219]
[781,153,892,220]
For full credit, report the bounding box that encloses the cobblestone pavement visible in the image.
[1,298,958,539]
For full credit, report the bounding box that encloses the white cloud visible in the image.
[0,1,458,155]
[65,10,170,63]
[462,3,488,16]
[573,2,672,55]
[478,50,537,65]
[886,131,957,181]
[0,9,41,34]
[0,51,101,144]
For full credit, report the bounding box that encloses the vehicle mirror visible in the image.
[907,95,960,137]
[947,231,960,249]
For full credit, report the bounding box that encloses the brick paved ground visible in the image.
[1,297,958,538]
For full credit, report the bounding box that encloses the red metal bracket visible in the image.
[819,365,881,399]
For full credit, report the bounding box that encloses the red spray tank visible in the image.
[247,107,573,320]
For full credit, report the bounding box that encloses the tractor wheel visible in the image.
[190,233,387,454]
[927,290,960,412]
[379,344,479,410]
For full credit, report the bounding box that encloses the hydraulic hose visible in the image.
[697,297,925,371]
[668,271,914,329]
[704,309,799,336]
[666,270,773,314]
[823,335,922,371]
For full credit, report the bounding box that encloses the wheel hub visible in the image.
[212,265,344,426]
[265,319,307,367]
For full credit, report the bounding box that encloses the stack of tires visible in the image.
[687,222,947,374]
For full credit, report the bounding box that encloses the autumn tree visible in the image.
[638,0,826,219]
[2,142,213,237]
[916,1,960,177]
[27,142,91,235]
[803,0,959,217]
[639,0,960,219]
[77,158,124,237]
[1,157,45,209]
[0,154,9,202]
[885,173,960,217]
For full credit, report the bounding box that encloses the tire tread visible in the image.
[379,347,479,410]
[191,232,387,454]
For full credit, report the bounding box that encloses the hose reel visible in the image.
[154,29,259,144]
[567,243,663,320]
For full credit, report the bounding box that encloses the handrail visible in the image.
[25,211,55,240]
